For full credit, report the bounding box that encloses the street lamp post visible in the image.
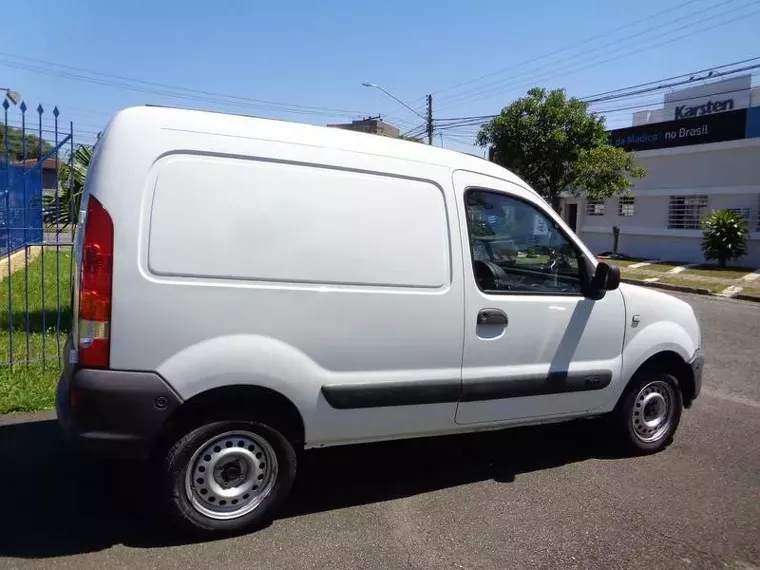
[361,82,426,121]
[361,82,433,144]
[1,88,21,106]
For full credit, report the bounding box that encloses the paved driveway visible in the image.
[1,293,758,570]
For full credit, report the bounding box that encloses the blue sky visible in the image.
[2,0,759,153]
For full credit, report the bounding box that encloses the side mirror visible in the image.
[590,261,621,295]
[605,263,621,291]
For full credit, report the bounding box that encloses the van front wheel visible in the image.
[162,419,296,536]
[615,372,683,454]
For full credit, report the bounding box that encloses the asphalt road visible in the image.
[1,292,759,570]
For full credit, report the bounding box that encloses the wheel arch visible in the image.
[158,384,306,454]
[626,350,696,409]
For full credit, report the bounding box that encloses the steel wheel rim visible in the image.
[184,430,278,520]
[631,381,675,443]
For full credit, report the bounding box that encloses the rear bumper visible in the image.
[56,338,182,460]
[688,347,704,404]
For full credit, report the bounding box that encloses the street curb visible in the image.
[0,246,41,282]
[621,278,760,302]
[621,278,711,295]
[734,293,760,303]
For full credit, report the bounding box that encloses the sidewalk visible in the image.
[602,258,760,301]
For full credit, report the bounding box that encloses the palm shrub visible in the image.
[42,144,93,229]
[700,209,748,268]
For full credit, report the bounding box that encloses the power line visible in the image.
[579,55,760,100]
[429,59,760,132]
[585,63,760,105]
[0,51,377,118]
[436,115,496,122]
[0,55,421,131]
[435,80,756,131]
[402,124,428,138]
[0,57,359,118]
[431,0,711,102]
[435,0,746,109]
[6,107,424,146]
[381,0,715,118]
[590,85,757,117]
[438,14,759,119]
[435,0,756,111]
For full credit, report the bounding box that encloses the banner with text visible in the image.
[607,108,749,151]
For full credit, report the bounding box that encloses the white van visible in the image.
[57,106,704,536]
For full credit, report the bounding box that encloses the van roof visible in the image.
[106,105,533,191]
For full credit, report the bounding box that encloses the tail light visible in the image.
[78,196,114,368]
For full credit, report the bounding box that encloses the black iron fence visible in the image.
[1,99,78,375]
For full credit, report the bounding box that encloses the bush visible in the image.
[701,209,748,268]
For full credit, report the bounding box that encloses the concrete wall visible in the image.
[633,145,760,190]
[581,232,711,263]
[564,138,760,267]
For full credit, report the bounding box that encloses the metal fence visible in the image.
[1,99,77,372]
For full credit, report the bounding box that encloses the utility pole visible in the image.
[426,94,433,145]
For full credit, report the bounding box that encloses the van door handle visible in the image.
[477,309,508,326]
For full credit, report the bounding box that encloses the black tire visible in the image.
[614,371,683,455]
[162,418,296,537]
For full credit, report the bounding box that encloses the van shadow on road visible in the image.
[0,416,627,559]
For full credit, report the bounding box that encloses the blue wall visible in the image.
[745,106,760,139]
[0,164,43,256]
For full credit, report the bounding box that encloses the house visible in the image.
[327,116,401,138]
[11,157,59,195]
[562,74,760,266]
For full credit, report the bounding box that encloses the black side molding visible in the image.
[321,371,612,409]
[321,381,459,409]
[460,371,612,402]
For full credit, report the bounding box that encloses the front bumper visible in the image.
[56,338,182,459]
[688,347,704,404]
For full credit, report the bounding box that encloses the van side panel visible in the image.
[148,155,450,288]
[99,112,465,447]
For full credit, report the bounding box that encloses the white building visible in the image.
[563,74,760,266]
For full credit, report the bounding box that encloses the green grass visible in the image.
[657,277,727,294]
[684,265,757,280]
[622,260,759,295]
[515,254,550,265]
[633,262,681,273]
[1,249,72,413]
[739,286,760,298]
[606,259,644,267]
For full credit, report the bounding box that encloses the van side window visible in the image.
[465,189,582,295]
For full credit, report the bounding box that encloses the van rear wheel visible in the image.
[162,419,296,537]
[615,372,683,454]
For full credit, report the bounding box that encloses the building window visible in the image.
[667,195,708,229]
[585,200,605,216]
[618,196,635,217]
[727,205,760,232]
[727,208,751,221]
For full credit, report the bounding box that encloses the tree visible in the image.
[477,88,645,211]
[42,144,93,228]
[0,125,53,162]
[701,209,748,268]
[397,134,423,143]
